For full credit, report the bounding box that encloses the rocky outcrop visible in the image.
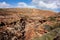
[0,8,59,40]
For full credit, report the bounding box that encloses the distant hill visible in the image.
[0,8,57,23]
[0,8,57,17]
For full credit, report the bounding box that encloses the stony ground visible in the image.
[0,8,60,40]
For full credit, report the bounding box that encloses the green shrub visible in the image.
[44,22,60,32]
[48,16,56,21]
[32,28,60,40]
[44,25,53,31]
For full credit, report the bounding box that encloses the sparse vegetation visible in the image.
[44,22,60,31]
[48,16,56,21]
[32,28,60,40]
[0,8,60,40]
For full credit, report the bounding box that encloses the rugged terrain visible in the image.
[0,8,60,40]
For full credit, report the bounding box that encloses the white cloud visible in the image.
[17,2,36,8]
[0,2,10,8]
[17,2,27,8]
[39,1,58,9]
[0,2,36,8]
[0,0,60,9]
[32,0,60,9]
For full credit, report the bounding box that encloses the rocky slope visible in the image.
[0,8,60,40]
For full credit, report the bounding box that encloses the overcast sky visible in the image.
[0,0,60,12]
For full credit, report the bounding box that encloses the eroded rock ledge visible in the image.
[0,8,59,40]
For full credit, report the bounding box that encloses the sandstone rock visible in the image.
[0,8,59,40]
